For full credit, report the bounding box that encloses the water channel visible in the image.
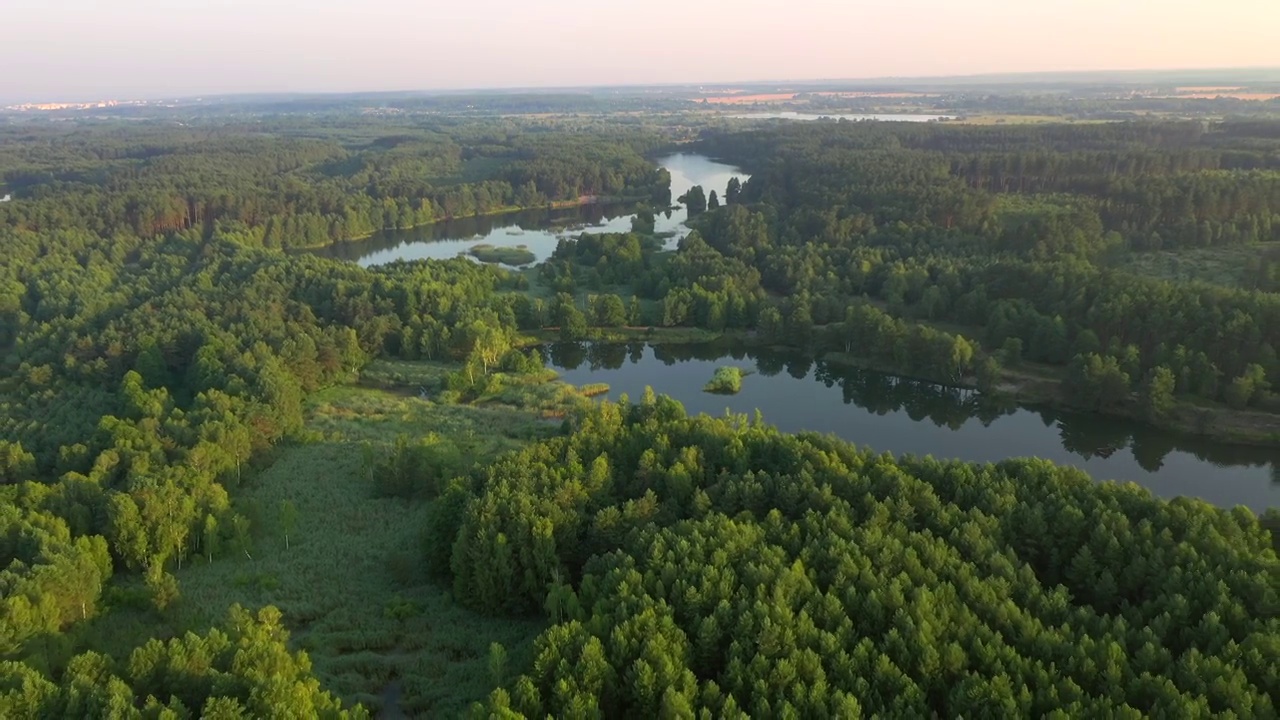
[544,342,1280,511]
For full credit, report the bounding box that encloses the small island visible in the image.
[704,366,748,394]
[469,243,536,266]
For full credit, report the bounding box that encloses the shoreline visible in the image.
[290,193,656,251]
[518,326,1280,450]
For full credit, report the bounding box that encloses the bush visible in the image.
[703,366,746,394]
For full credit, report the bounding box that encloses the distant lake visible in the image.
[545,341,1280,512]
[727,111,953,122]
[314,154,747,268]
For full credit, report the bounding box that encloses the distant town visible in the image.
[2,99,182,112]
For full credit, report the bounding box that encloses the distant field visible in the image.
[811,91,939,98]
[697,90,941,104]
[1158,89,1280,101]
[699,93,798,104]
[949,114,1104,125]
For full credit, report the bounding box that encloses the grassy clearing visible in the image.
[68,365,600,716]
[469,370,598,419]
[358,358,453,391]
[1113,243,1279,289]
[355,358,596,420]
[306,384,550,452]
[171,440,544,717]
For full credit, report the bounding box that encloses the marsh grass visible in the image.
[358,358,454,391]
[171,441,545,716]
[67,368,593,716]
[578,383,611,398]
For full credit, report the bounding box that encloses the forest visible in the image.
[0,118,672,249]
[527,119,1280,441]
[444,398,1278,718]
[1,110,1278,717]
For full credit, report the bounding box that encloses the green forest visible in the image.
[1,107,1278,717]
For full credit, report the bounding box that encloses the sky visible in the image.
[3,0,1278,102]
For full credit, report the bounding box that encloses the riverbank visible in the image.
[517,326,735,345]
[825,346,1280,448]
[538,326,1280,449]
[997,366,1280,448]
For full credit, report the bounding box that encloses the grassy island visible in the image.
[704,366,748,394]
[469,243,536,266]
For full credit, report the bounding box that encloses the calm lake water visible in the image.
[316,154,747,268]
[544,342,1280,511]
[727,111,954,122]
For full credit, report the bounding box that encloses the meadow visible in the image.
[58,360,603,716]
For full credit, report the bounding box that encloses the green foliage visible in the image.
[831,302,979,384]
[469,244,536,267]
[0,121,670,250]
[1066,354,1132,411]
[725,176,743,205]
[703,366,746,394]
[679,185,707,216]
[592,294,628,328]
[7,103,1280,718]
[630,210,656,236]
[0,506,112,655]
[666,121,1280,425]
[442,399,1280,718]
[373,434,468,500]
[559,305,588,342]
[153,439,542,717]
[1,605,365,718]
[1225,364,1270,410]
[280,500,299,549]
[1139,366,1178,422]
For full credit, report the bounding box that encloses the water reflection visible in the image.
[313,154,748,268]
[543,341,1280,510]
[314,203,644,267]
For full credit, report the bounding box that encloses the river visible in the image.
[543,342,1280,511]
[314,153,747,268]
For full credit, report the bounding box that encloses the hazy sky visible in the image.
[4,0,1277,102]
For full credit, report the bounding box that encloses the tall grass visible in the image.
[75,372,579,716]
[72,363,601,715]
[171,442,544,715]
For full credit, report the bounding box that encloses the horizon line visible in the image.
[5,64,1280,107]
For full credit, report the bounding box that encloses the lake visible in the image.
[543,341,1280,511]
[315,153,747,268]
[727,111,954,122]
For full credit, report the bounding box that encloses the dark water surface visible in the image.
[545,342,1280,511]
